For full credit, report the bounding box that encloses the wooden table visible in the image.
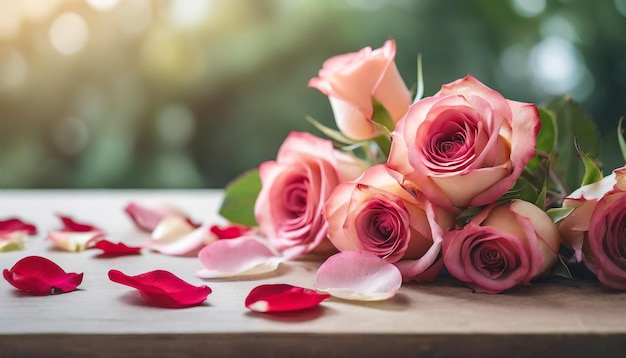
[1,190,625,357]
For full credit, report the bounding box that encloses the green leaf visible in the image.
[536,108,556,155]
[575,137,603,186]
[548,255,574,280]
[456,205,484,227]
[618,117,626,162]
[546,207,574,224]
[534,177,548,211]
[414,52,424,102]
[306,116,356,145]
[501,175,539,204]
[373,132,391,160]
[372,99,395,132]
[545,96,599,192]
[218,169,261,227]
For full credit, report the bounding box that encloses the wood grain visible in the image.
[1,190,625,357]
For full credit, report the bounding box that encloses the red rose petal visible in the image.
[108,269,211,308]
[57,215,102,232]
[245,284,330,313]
[93,240,142,257]
[209,224,251,240]
[0,218,37,235]
[2,256,83,295]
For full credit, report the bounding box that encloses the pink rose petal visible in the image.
[0,218,37,235]
[92,240,142,257]
[57,215,103,233]
[245,284,330,313]
[0,231,29,252]
[315,251,402,301]
[124,202,199,232]
[145,217,213,256]
[209,224,251,240]
[3,256,83,295]
[108,269,211,308]
[47,231,104,252]
[195,236,284,278]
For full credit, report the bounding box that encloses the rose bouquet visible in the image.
[2,40,626,314]
[218,39,625,295]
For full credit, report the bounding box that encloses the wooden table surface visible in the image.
[1,190,625,357]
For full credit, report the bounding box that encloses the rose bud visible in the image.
[308,39,411,141]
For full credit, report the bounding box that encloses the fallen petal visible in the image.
[315,251,402,301]
[0,218,37,235]
[3,256,83,295]
[146,217,213,256]
[0,231,29,252]
[245,284,330,313]
[209,223,252,239]
[47,231,104,252]
[124,202,198,232]
[195,236,283,278]
[108,269,211,308]
[57,215,102,233]
[92,240,142,257]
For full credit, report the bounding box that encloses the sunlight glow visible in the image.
[49,12,89,55]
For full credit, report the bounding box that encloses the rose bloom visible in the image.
[558,165,626,290]
[308,39,411,141]
[443,200,560,293]
[255,131,367,259]
[388,75,540,212]
[324,164,454,281]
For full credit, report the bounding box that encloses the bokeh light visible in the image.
[0,0,623,188]
[49,12,89,55]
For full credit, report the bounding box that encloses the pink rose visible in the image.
[308,39,411,141]
[323,164,454,281]
[388,75,540,211]
[255,131,367,259]
[442,200,560,293]
[558,165,626,290]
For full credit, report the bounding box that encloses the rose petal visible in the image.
[209,224,251,240]
[315,251,402,301]
[47,231,104,252]
[3,256,83,295]
[196,236,283,279]
[0,231,29,252]
[245,284,330,313]
[124,202,198,232]
[108,269,211,308]
[0,218,37,235]
[57,215,102,232]
[145,217,214,256]
[92,239,142,257]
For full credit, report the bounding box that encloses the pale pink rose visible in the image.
[559,165,626,290]
[308,39,411,141]
[388,75,540,211]
[255,131,367,259]
[323,164,454,281]
[443,200,560,293]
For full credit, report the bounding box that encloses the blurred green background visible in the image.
[0,0,624,189]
